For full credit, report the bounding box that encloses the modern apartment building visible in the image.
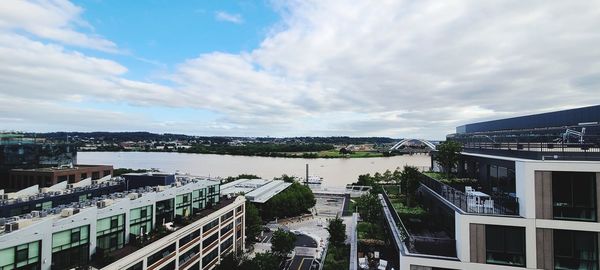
[380,105,600,270]
[0,174,245,270]
[0,134,77,190]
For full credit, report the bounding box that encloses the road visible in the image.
[288,256,314,270]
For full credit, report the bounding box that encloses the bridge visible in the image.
[389,138,437,151]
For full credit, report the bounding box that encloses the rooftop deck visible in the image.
[419,173,520,216]
[449,124,600,161]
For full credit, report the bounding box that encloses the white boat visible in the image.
[306,176,323,185]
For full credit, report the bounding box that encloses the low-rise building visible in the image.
[220,178,292,203]
[9,164,113,190]
[0,174,244,270]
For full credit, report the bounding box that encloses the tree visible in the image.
[327,216,347,246]
[434,140,463,178]
[276,174,296,183]
[356,193,380,224]
[271,229,297,258]
[260,182,315,221]
[402,166,422,207]
[392,167,403,195]
[214,252,244,270]
[245,202,262,244]
[242,252,281,270]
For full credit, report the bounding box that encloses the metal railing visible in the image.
[419,174,519,216]
[450,130,600,160]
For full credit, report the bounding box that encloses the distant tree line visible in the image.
[181,143,335,156]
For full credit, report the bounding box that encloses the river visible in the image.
[77,152,431,187]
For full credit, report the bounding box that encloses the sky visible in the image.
[1,1,600,139]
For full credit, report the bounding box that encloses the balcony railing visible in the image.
[381,190,457,258]
[419,174,519,216]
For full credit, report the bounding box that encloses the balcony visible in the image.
[381,187,457,258]
[419,173,519,216]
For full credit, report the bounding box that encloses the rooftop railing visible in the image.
[449,127,600,160]
[419,174,519,216]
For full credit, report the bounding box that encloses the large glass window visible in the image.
[51,226,90,269]
[202,248,218,267]
[97,214,125,251]
[486,225,526,267]
[203,219,219,233]
[130,205,153,236]
[202,233,218,249]
[488,165,516,196]
[554,230,598,270]
[176,193,192,218]
[147,243,176,267]
[179,229,200,247]
[0,241,40,270]
[156,199,174,224]
[178,245,200,266]
[553,172,597,221]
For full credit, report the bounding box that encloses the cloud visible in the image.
[0,0,118,52]
[2,1,600,137]
[214,11,243,24]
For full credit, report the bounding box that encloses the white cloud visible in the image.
[0,0,118,52]
[214,11,243,24]
[1,1,600,137]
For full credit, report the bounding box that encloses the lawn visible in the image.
[323,244,350,270]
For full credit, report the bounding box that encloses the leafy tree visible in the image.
[214,252,244,270]
[392,167,403,195]
[271,230,297,258]
[275,174,296,183]
[224,174,261,183]
[434,140,462,178]
[401,166,422,207]
[242,252,281,270]
[382,169,393,183]
[327,216,347,246]
[259,182,315,221]
[356,193,380,223]
[245,202,262,244]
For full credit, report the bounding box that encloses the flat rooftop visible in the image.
[10,164,112,173]
[220,178,291,203]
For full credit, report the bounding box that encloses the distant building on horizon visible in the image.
[0,133,77,190]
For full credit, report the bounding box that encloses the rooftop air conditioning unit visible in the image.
[4,222,18,232]
[66,184,74,189]
[128,193,140,200]
[60,208,75,217]
[0,194,8,200]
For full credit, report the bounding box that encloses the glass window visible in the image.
[553,172,597,221]
[147,243,176,266]
[486,225,526,267]
[554,230,598,270]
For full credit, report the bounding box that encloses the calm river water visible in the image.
[78,152,431,187]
